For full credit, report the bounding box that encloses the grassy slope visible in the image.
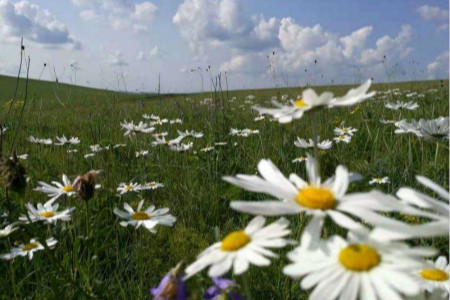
[0,75,449,300]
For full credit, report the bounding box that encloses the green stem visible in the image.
[242,272,252,300]
[434,142,439,167]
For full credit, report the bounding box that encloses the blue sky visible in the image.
[0,0,448,92]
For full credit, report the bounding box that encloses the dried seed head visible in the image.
[0,152,27,194]
[73,169,101,201]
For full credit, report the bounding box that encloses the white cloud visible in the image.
[137,46,159,61]
[0,0,80,46]
[107,50,128,66]
[417,5,449,21]
[173,0,278,54]
[71,0,157,32]
[427,51,449,78]
[340,26,373,58]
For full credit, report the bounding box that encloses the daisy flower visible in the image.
[294,137,332,150]
[10,154,28,160]
[27,136,52,145]
[55,135,80,146]
[380,119,397,125]
[120,120,155,136]
[215,142,227,146]
[153,131,169,138]
[150,118,169,126]
[113,143,127,149]
[371,176,449,241]
[143,114,160,120]
[334,126,358,136]
[139,181,164,190]
[0,224,18,238]
[253,80,375,123]
[19,199,74,224]
[333,135,352,143]
[223,156,402,245]
[84,153,95,158]
[152,136,184,146]
[113,200,176,233]
[184,216,291,279]
[0,237,57,260]
[169,142,193,152]
[414,256,450,296]
[254,115,265,122]
[34,174,77,200]
[369,177,390,185]
[201,146,215,152]
[135,150,149,157]
[177,130,204,139]
[283,232,436,300]
[117,182,141,194]
[385,101,419,110]
[292,156,308,163]
[169,118,183,124]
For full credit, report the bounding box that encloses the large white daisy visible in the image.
[0,237,58,260]
[184,216,292,279]
[253,80,375,123]
[19,199,74,224]
[113,200,176,233]
[224,156,403,245]
[34,174,77,200]
[284,232,436,300]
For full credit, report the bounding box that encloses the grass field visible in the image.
[0,73,448,300]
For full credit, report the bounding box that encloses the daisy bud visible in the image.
[73,169,101,201]
[150,262,188,300]
[0,152,27,194]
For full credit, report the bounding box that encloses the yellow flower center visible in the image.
[40,211,56,218]
[339,244,381,271]
[296,186,335,210]
[421,268,449,281]
[22,242,39,251]
[132,211,151,220]
[221,231,251,252]
[342,128,348,133]
[125,185,134,191]
[62,185,74,192]
[338,136,345,140]
[294,99,308,108]
[148,182,156,186]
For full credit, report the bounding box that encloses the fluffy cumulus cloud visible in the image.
[0,0,79,47]
[137,46,159,61]
[107,50,128,66]
[417,5,449,21]
[427,51,449,79]
[174,0,415,84]
[72,0,157,32]
[173,0,279,54]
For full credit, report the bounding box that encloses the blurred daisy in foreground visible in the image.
[184,216,292,278]
[385,100,419,110]
[55,135,80,146]
[117,182,141,194]
[284,232,436,300]
[114,200,176,233]
[253,79,375,123]
[34,174,77,200]
[333,135,352,143]
[294,137,332,150]
[0,237,57,260]
[0,224,18,238]
[224,156,404,246]
[371,176,449,241]
[120,120,155,136]
[20,199,74,224]
[413,256,450,298]
[369,177,390,185]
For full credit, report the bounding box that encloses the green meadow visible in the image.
[0,74,448,300]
